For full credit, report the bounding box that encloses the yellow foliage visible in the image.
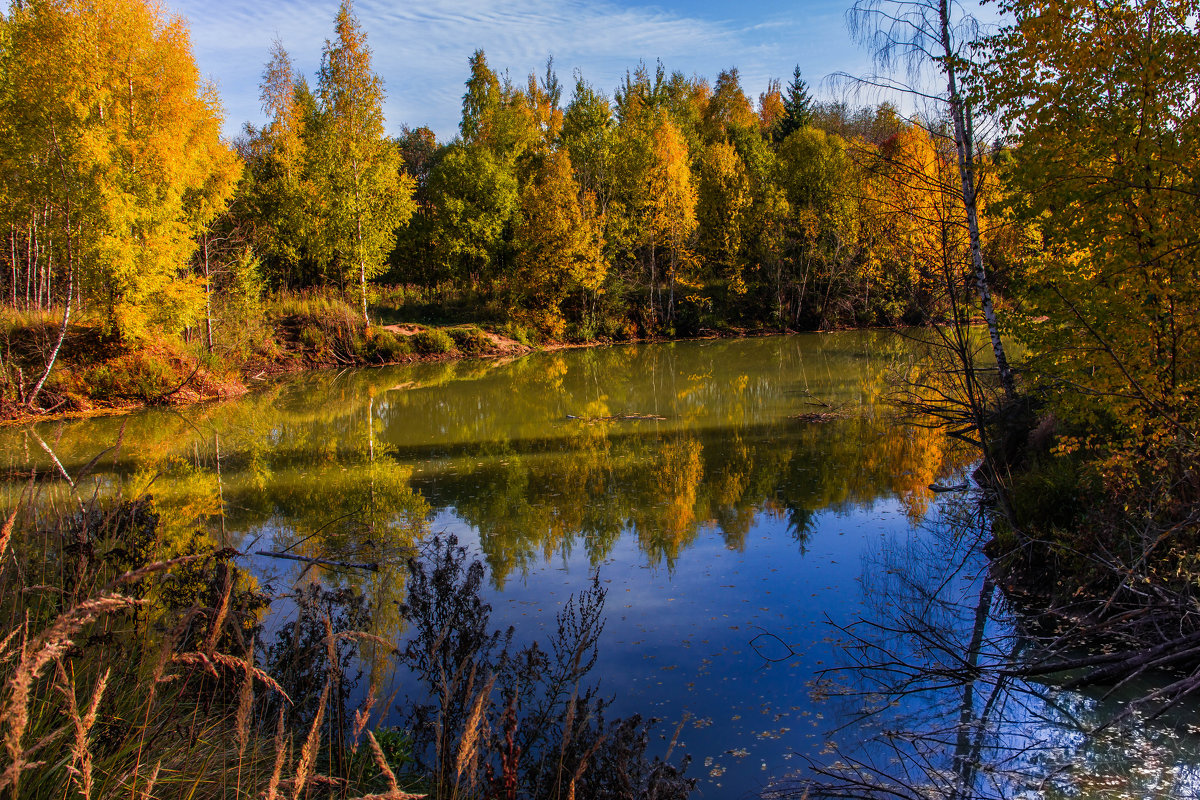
[1,0,239,339]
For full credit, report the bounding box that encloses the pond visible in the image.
[3,332,1198,798]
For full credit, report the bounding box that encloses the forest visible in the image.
[0,0,1198,796]
[0,0,1029,411]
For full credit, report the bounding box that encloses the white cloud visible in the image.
[169,0,868,141]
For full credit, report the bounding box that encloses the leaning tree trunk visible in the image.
[28,126,74,411]
[26,227,71,411]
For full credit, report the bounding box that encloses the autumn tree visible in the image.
[387,125,442,286]
[239,42,323,288]
[512,150,605,333]
[989,0,1200,513]
[775,126,859,326]
[703,68,758,142]
[313,0,414,325]
[643,118,698,322]
[696,140,750,291]
[0,0,238,406]
[460,49,536,162]
[758,79,786,140]
[848,0,1017,399]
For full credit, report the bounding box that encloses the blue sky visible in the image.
[170,0,878,142]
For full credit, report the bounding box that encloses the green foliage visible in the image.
[499,320,537,348]
[774,66,814,142]
[1005,453,1089,536]
[445,326,490,355]
[411,328,455,355]
[352,728,418,792]
[298,324,326,350]
[313,1,416,324]
[427,142,519,286]
[370,329,412,361]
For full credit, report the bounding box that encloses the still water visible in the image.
[3,332,1198,798]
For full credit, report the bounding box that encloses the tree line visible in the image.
[239,43,1015,340]
[0,0,1020,349]
[1,0,1196,578]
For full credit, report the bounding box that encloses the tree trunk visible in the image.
[353,158,370,328]
[29,124,75,411]
[202,233,214,355]
[26,237,71,410]
[940,0,1017,401]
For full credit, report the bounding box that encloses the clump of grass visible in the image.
[499,321,537,348]
[370,330,412,362]
[271,290,368,365]
[445,326,491,356]
[411,329,455,356]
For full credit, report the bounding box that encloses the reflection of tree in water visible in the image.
[774,500,1200,799]
[429,408,973,585]
[783,505,816,553]
[0,334,977,608]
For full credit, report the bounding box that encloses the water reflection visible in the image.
[0,333,993,796]
[781,499,1200,800]
[1,334,970,589]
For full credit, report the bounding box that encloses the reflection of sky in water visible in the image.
[398,498,915,798]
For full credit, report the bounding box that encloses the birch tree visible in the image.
[0,0,237,408]
[314,0,414,326]
[847,0,1017,400]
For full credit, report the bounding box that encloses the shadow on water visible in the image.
[774,497,1200,799]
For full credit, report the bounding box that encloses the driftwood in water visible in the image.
[255,550,378,572]
[788,409,852,423]
[566,413,666,423]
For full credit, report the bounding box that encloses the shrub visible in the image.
[1007,453,1089,536]
[411,329,455,355]
[298,324,326,351]
[446,326,491,355]
[83,349,184,403]
[399,536,695,800]
[371,330,412,362]
[500,321,537,348]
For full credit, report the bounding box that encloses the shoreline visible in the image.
[0,324,800,427]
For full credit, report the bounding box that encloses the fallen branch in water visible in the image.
[255,551,379,572]
[565,412,666,423]
[788,409,853,423]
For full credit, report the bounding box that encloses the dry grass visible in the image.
[0,495,423,800]
[1,593,140,795]
[453,672,495,798]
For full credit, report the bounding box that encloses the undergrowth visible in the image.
[0,484,694,799]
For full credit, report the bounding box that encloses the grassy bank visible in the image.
[0,286,790,426]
